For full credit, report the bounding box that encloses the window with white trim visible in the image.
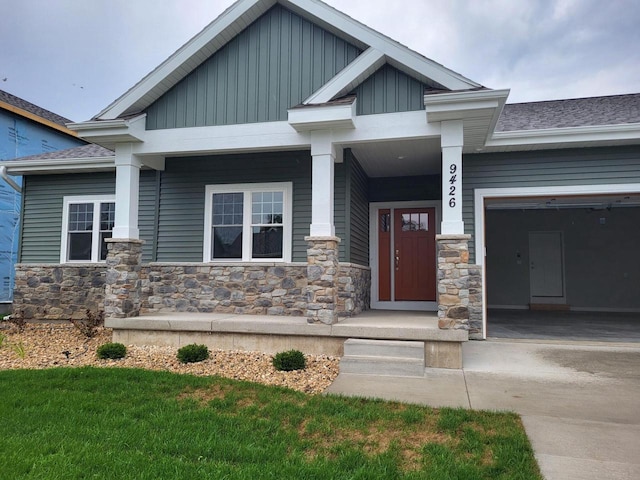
[203,183,292,262]
[61,196,115,263]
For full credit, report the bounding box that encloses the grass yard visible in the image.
[0,367,541,479]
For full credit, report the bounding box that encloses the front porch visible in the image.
[106,310,466,369]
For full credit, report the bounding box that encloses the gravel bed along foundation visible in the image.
[0,323,340,394]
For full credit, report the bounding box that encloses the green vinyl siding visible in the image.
[463,146,640,262]
[353,64,429,116]
[346,151,369,266]
[20,171,156,263]
[146,5,361,129]
[156,151,348,263]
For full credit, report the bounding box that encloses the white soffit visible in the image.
[95,0,482,121]
[424,89,510,149]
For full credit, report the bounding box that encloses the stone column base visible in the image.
[104,238,144,318]
[436,234,472,331]
[305,236,340,325]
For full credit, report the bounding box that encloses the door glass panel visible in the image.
[380,213,390,232]
[419,213,428,231]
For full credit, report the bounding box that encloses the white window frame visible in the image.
[61,195,116,264]
[203,182,293,263]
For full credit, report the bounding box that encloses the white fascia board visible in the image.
[335,111,441,143]
[132,121,311,156]
[487,123,640,148]
[288,102,356,131]
[133,111,440,156]
[284,0,481,90]
[424,89,510,122]
[69,114,147,146]
[3,157,116,175]
[95,0,275,120]
[303,48,385,104]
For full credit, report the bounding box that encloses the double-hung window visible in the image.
[61,196,115,263]
[203,183,292,262]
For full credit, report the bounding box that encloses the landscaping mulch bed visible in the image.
[0,323,339,394]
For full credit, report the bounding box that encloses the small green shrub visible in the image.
[11,342,27,359]
[177,344,209,363]
[97,342,127,360]
[273,349,306,371]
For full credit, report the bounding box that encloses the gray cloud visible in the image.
[1,0,638,121]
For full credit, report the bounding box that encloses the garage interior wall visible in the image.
[485,207,640,311]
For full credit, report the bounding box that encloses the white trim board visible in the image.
[203,182,293,263]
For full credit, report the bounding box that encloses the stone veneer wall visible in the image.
[12,264,105,319]
[140,264,309,315]
[337,263,371,317]
[11,261,375,322]
[468,269,483,340]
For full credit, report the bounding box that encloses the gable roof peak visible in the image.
[94,0,483,122]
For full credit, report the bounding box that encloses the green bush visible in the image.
[273,350,306,371]
[177,344,209,363]
[97,342,127,360]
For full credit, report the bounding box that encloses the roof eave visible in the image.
[68,115,147,149]
[3,156,116,176]
[486,123,640,150]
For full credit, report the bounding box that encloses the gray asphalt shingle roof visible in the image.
[0,89,73,127]
[7,144,114,162]
[496,93,640,132]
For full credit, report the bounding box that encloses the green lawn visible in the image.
[0,367,541,479]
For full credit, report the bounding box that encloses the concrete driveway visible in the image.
[326,339,640,480]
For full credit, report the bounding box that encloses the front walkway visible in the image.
[326,339,640,480]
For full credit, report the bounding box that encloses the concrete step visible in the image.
[343,338,425,361]
[339,355,425,377]
[340,339,426,377]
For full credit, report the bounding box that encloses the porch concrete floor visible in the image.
[107,310,464,342]
[487,309,640,343]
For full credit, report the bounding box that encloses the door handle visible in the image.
[395,249,399,270]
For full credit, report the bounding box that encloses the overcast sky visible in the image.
[2,0,639,122]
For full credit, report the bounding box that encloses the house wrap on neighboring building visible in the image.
[0,89,86,310]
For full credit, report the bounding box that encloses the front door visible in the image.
[394,208,436,301]
[376,207,436,305]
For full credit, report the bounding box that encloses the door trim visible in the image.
[369,201,441,311]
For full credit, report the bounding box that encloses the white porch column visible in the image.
[440,120,464,235]
[112,143,142,239]
[309,131,336,237]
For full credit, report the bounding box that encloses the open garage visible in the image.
[482,193,640,342]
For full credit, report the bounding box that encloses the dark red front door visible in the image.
[393,208,436,301]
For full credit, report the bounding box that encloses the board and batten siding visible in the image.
[346,151,369,266]
[463,146,640,262]
[145,5,361,129]
[353,64,430,116]
[156,151,348,263]
[20,172,156,263]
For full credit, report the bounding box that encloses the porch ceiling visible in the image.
[348,137,442,178]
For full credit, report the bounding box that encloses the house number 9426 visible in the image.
[448,164,457,208]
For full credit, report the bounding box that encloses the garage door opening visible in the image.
[481,192,640,342]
